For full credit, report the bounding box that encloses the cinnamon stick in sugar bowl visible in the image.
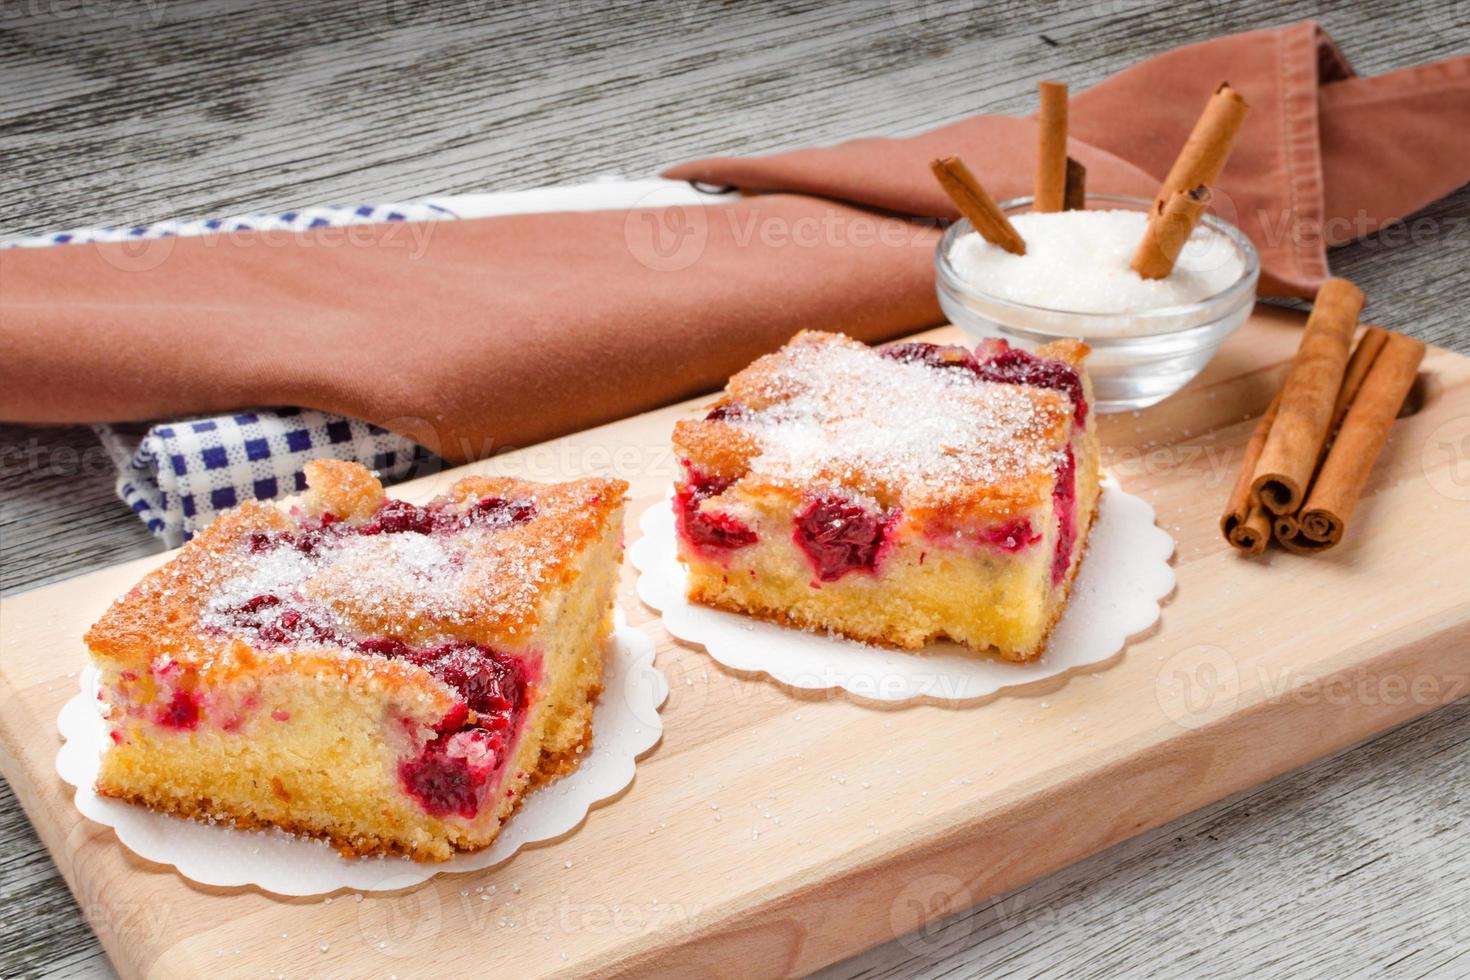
[1033,80,1077,213]
[930,155,1027,255]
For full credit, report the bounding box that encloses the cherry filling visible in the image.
[248,513,343,557]
[878,340,1087,425]
[154,690,201,730]
[422,644,526,720]
[983,518,1042,553]
[973,341,1088,426]
[222,591,531,819]
[675,466,757,556]
[226,599,527,719]
[793,494,900,582]
[224,593,336,647]
[355,638,527,719]
[400,728,503,820]
[359,498,441,535]
[394,643,528,819]
[1051,445,1078,586]
[248,495,537,555]
[704,402,748,422]
[880,341,981,374]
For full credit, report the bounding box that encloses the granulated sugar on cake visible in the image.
[199,522,562,647]
[732,336,1071,497]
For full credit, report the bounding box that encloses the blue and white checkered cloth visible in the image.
[5,179,727,543]
[91,411,440,545]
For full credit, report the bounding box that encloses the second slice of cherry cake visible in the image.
[85,460,627,861]
[672,331,1100,661]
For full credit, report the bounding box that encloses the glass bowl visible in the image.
[934,193,1260,412]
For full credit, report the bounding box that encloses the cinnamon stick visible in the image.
[1153,82,1249,214]
[931,156,1026,255]
[1221,388,1281,554]
[1131,185,1211,280]
[1294,324,1391,506]
[1034,80,1069,213]
[1276,332,1426,553]
[1329,326,1390,433]
[1272,513,1304,553]
[1063,157,1087,211]
[1227,505,1273,555]
[1250,278,1365,515]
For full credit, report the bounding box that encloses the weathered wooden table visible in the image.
[1,2,1466,977]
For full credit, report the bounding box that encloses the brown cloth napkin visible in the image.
[2,21,1466,463]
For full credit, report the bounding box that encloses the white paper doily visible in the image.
[56,611,666,896]
[631,476,1174,702]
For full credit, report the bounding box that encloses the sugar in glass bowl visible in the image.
[935,194,1260,413]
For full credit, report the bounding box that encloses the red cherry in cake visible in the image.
[356,638,527,719]
[226,593,337,646]
[973,341,1088,425]
[360,498,441,535]
[377,639,530,818]
[234,593,281,615]
[704,402,748,422]
[357,636,416,658]
[880,341,981,375]
[155,689,201,730]
[685,508,758,552]
[1050,444,1078,585]
[285,513,345,556]
[984,518,1041,553]
[466,496,537,528]
[424,642,527,717]
[252,496,538,546]
[259,608,335,646]
[399,727,502,819]
[675,467,758,555]
[794,494,899,581]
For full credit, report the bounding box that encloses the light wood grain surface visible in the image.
[1,1,1466,977]
[3,310,1468,979]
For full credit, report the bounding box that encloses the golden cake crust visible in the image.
[675,330,1075,518]
[86,466,628,671]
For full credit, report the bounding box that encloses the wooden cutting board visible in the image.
[2,305,1467,979]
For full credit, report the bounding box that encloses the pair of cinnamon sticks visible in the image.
[1221,278,1426,555]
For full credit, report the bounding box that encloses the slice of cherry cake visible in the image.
[672,331,1099,661]
[85,460,627,861]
